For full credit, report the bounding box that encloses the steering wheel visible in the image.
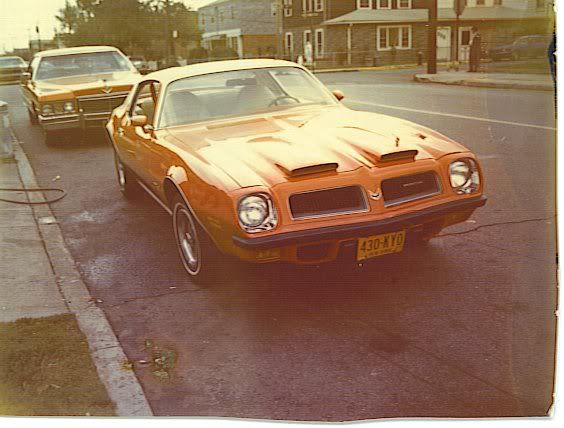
[269,95,300,107]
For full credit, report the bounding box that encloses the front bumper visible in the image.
[232,196,486,261]
[39,112,111,131]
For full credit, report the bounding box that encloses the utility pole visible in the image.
[35,25,42,52]
[426,0,437,74]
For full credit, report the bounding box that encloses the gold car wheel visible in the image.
[174,203,201,276]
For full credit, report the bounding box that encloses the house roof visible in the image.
[323,7,551,25]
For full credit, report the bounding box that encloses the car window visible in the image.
[35,51,133,80]
[131,81,161,124]
[159,67,336,128]
[0,57,24,68]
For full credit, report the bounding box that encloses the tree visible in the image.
[56,0,200,59]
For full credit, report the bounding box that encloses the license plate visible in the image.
[357,230,406,261]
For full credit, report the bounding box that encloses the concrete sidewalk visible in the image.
[413,71,554,91]
[0,137,152,416]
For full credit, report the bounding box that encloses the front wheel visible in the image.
[172,195,223,284]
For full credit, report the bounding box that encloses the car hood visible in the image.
[165,106,468,190]
[32,71,139,100]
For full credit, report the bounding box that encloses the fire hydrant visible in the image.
[0,101,14,160]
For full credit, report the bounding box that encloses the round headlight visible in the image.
[41,104,53,115]
[238,195,269,228]
[449,160,472,188]
[63,101,75,113]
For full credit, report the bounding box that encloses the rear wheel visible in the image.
[172,195,223,284]
[113,150,140,199]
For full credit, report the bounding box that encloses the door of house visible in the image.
[459,27,472,61]
[437,27,451,61]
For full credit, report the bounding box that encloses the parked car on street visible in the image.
[107,59,486,282]
[0,56,27,83]
[21,46,140,145]
[129,55,150,74]
[489,34,552,61]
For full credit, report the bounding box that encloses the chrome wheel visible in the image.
[174,204,201,275]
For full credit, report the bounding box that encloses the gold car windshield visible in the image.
[35,51,132,80]
[159,67,337,128]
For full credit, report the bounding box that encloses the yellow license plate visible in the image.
[357,230,406,261]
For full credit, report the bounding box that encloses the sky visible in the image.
[0,0,216,54]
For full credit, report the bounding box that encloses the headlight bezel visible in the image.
[63,101,75,113]
[237,193,278,233]
[41,104,54,116]
[449,158,480,195]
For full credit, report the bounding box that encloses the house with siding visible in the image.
[281,0,553,67]
[198,0,278,59]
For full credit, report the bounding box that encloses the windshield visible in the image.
[35,51,132,80]
[160,67,336,128]
[0,57,24,68]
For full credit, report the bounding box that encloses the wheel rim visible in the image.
[174,205,201,275]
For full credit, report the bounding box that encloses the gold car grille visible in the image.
[289,186,368,220]
[77,92,129,115]
[381,171,441,207]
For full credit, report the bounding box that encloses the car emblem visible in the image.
[370,190,382,201]
[102,79,112,94]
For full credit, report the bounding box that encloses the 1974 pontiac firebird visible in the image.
[106,59,486,282]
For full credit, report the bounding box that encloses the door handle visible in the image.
[117,127,124,136]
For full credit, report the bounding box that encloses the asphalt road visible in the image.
[0,70,557,421]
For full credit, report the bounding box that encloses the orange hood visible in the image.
[33,71,139,101]
[165,106,468,190]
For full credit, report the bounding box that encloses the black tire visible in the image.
[172,194,223,285]
[113,150,141,199]
[28,107,38,125]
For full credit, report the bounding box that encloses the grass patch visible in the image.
[0,314,115,416]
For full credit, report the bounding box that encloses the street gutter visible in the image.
[10,137,153,417]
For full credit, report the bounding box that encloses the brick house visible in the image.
[281,0,553,68]
[199,0,278,58]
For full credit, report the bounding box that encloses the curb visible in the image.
[11,138,153,417]
[413,75,554,92]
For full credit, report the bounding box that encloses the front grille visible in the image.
[289,186,367,219]
[77,93,128,115]
[381,171,441,207]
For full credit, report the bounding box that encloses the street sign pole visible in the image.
[427,0,437,74]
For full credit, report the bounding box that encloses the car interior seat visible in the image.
[162,91,210,126]
[234,84,275,115]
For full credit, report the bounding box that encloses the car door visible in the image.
[117,80,158,180]
[127,80,168,195]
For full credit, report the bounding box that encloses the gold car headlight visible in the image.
[41,104,54,116]
[449,158,480,194]
[238,193,278,233]
[63,101,75,113]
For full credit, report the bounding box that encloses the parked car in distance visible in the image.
[129,55,150,74]
[21,45,140,145]
[0,56,27,83]
[107,59,487,282]
[489,34,552,61]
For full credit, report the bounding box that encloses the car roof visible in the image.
[34,46,122,58]
[144,59,306,84]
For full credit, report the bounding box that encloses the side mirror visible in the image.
[131,114,148,127]
[20,72,31,84]
[332,89,345,101]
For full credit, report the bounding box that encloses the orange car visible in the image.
[106,59,486,282]
[21,46,139,145]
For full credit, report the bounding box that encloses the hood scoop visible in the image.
[380,149,418,163]
[277,162,338,177]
